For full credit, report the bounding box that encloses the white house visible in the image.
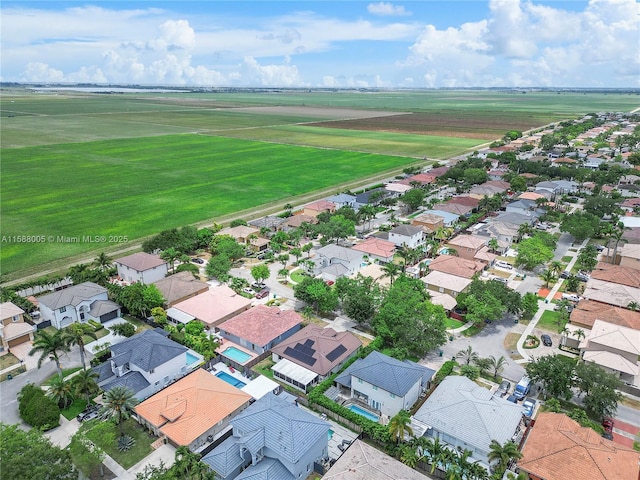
[313,244,365,281]
[114,252,168,284]
[37,282,121,329]
[388,225,425,249]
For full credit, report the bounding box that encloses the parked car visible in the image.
[191,257,205,264]
[576,272,590,282]
[513,376,531,400]
[561,293,580,303]
[255,288,270,299]
[522,397,537,417]
[493,277,508,284]
[251,282,266,290]
[496,380,511,397]
[242,287,254,296]
[77,404,100,422]
[559,271,571,279]
[554,303,574,313]
[506,394,518,404]
[495,260,513,270]
[541,334,552,347]
[602,418,614,440]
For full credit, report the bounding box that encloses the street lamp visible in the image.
[20,359,24,373]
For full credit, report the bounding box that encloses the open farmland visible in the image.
[1,87,637,279]
[0,135,422,277]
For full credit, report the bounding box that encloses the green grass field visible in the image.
[1,88,637,279]
[1,135,421,275]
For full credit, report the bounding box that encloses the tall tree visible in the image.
[388,410,413,444]
[381,262,400,285]
[487,440,522,477]
[250,264,271,285]
[71,368,100,403]
[456,346,479,366]
[540,269,557,289]
[63,323,97,370]
[488,355,507,380]
[93,252,113,272]
[29,329,70,378]
[525,354,575,400]
[46,376,74,409]
[1,423,77,480]
[160,247,181,274]
[100,386,138,430]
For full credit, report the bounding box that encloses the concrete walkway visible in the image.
[515,238,589,363]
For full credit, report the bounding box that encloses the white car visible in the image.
[495,260,513,270]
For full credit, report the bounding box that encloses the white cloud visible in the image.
[367,2,411,16]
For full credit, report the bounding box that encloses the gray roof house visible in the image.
[388,224,425,249]
[313,244,364,281]
[493,211,537,226]
[37,281,120,329]
[93,328,202,400]
[326,193,358,210]
[334,351,434,420]
[202,392,330,480]
[411,376,523,467]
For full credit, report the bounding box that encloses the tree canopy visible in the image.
[516,232,556,270]
[560,211,601,241]
[293,277,338,314]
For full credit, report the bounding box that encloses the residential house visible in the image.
[326,193,357,210]
[583,155,608,169]
[92,328,203,400]
[303,200,336,218]
[352,263,391,287]
[334,351,434,420]
[422,209,459,227]
[152,271,209,306]
[0,302,34,351]
[38,281,121,329]
[493,211,537,226]
[590,262,640,288]
[270,325,362,392]
[313,244,365,281]
[411,375,523,467]
[388,225,425,249]
[217,305,302,355]
[428,291,458,312]
[427,166,450,178]
[399,172,438,186]
[323,439,429,480]
[505,199,538,216]
[579,319,640,387]
[202,392,330,480]
[581,278,640,308]
[351,237,396,263]
[447,195,481,210]
[446,235,488,262]
[411,213,445,233]
[167,285,252,330]
[518,191,546,202]
[611,243,640,269]
[114,252,168,284]
[488,169,508,181]
[435,201,474,217]
[475,221,520,246]
[422,271,472,297]
[218,225,269,252]
[384,182,412,197]
[518,412,639,480]
[135,369,252,451]
[427,255,484,279]
[355,188,388,207]
[248,215,287,232]
[570,299,640,331]
[622,227,640,245]
[283,214,318,232]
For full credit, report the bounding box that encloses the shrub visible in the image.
[433,360,457,385]
[18,384,60,430]
[117,435,136,452]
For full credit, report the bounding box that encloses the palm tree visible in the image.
[549,260,564,276]
[400,444,419,468]
[611,222,629,264]
[488,355,507,380]
[456,345,478,366]
[72,368,100,403]
[628,301,640,311]
[488,238,500,254]
[518,223,533,238]
[92,252,113,272]
[63,323,97,370]
[560,326,570,347]
[100,386,138,430]
[487,440,522,477]
[358,204,377,231]
[160,247,181,273]
[47,375,74,409]
[388,411,413,444]
[425,437,447,475]
[29,329,70,378]
[473,357,492,375]
[467,461,490,480]
[381,262,400,285]
[540,269,557,288]
[173,446,215,480]
[573,328,586,343]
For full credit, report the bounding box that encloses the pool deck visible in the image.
[209,361,251,385]
[215,339,256,366]
[299,405,360,462]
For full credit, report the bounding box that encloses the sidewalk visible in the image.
[515,238,589,363]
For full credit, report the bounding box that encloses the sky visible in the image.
[1,1,638,88]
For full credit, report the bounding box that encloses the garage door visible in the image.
[100,311,118,323]
[8,334,31,348]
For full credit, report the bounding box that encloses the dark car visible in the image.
[255,288,270,299]
[191,257,205,264]
[506,394,518,404]
[496,380,511,397]
[541,334,552,346]
[76,404,100,422]
[576,273,590,282]
[602,418,614,440]
[522,397,537,418]
[560,271,571,279]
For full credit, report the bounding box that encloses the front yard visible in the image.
[84,418,154,469]
[537,310,566,332]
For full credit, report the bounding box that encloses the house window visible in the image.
[357,378,362,384]
[439,287,444,293]
[373,385,378,390]
[59,306,66,313]
[80,313,85,320]
[390,393,395,398]
[12,315,19,322]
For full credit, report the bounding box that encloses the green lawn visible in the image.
[0,353,20,370]
[537,310,566,332]
[1,135,417,276]
[445,318,465,329]
[84,418,154,469]
[42,367,83,386]
[60,398,88,421]
[561,255,573,263]
[289,269,309,284]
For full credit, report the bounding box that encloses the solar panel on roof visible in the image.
[304,339,314,347]
[325,344,347,362]
[283,346,317,366]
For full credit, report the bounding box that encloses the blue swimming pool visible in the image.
[348,404,379,422]
[221,346,252,363]
[328,428,334,440]
[215,371,247,388]
[186,352,200,365]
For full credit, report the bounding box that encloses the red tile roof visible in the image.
[519,412,639,480]
[218,305,303,347]
[570,299,640,331]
